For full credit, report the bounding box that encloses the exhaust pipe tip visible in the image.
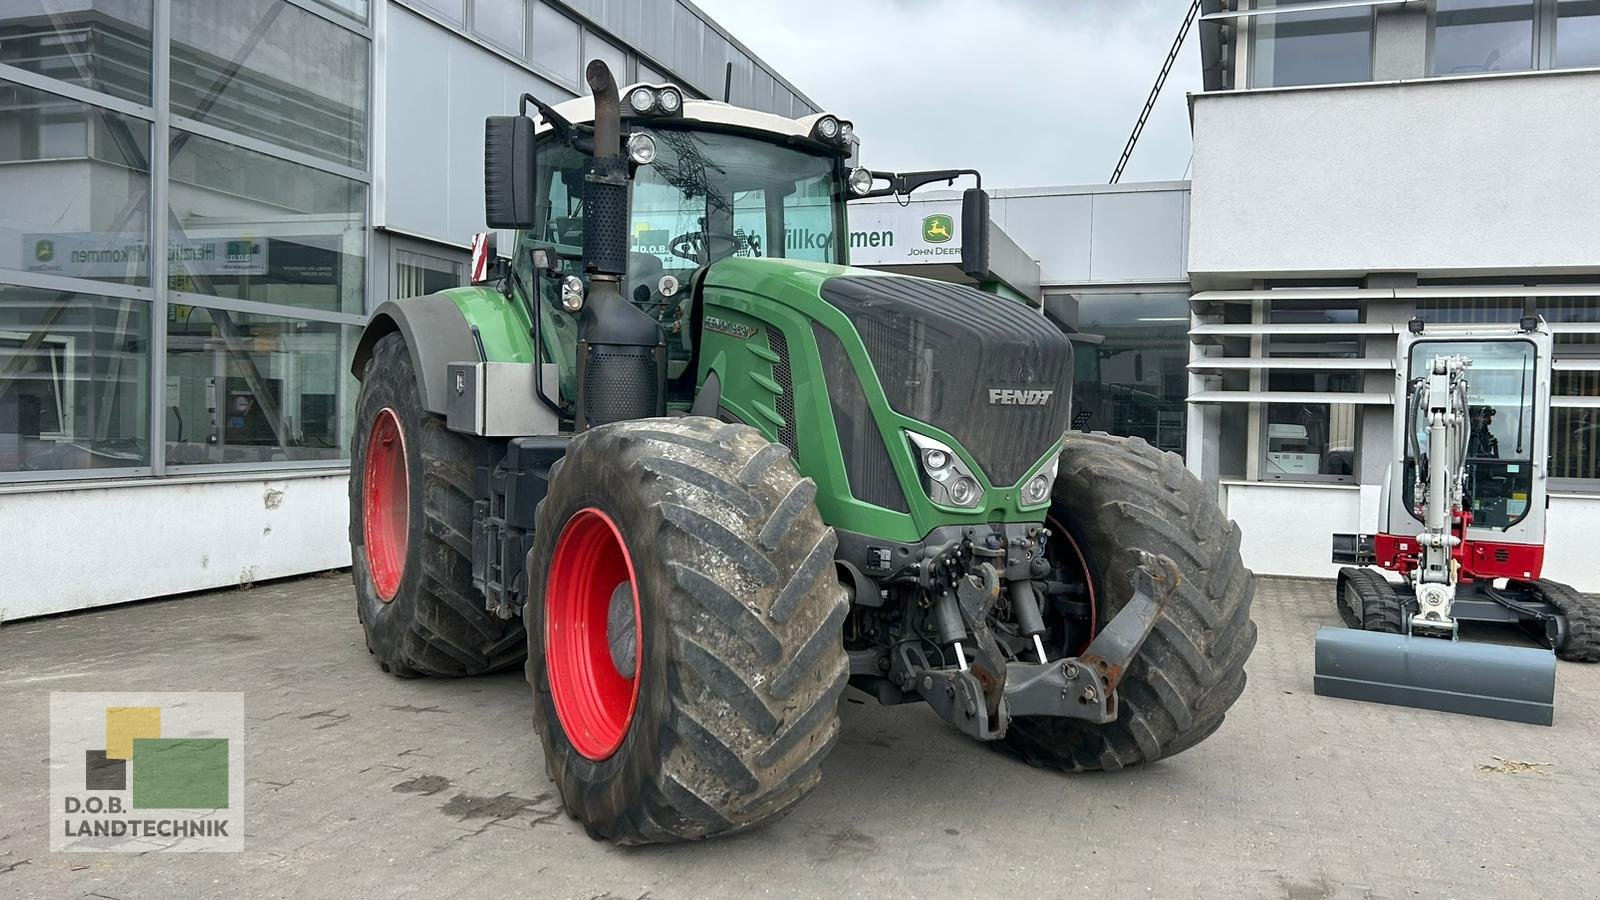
[585,59,618,99]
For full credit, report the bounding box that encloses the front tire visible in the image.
[1004,433,1257,771]
[349,332,526,677]
[526,417,847,845]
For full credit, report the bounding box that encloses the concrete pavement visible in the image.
[1,574,1596,898]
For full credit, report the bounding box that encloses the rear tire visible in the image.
[1534,579,1600,662]
[349,332,526,677]
[526,417,847,845]
[1003,433,1257,772]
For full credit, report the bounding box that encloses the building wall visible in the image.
[1189,0,1600,591]
[1189,71,1600,285]
[0,0,815,619]
[0,473,350,620]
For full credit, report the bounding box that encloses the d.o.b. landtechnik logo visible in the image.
[49,692,244,852]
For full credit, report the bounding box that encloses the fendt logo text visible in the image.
[988,388,1054,406]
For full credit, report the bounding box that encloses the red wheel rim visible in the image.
[545,508,642,761]
[362,408,409,602]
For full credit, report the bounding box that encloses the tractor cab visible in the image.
[513,91,856,406]
[486,76,992,426]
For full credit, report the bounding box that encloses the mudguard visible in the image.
[351,295,482,416]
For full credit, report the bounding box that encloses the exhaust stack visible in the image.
[575,59,666,430]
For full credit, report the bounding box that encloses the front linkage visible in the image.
[891,552,1177,742]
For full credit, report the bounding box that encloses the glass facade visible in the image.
[0,2,154,103]
[1433,0,1537,74]
[1069,290,1190,456]
[170,0,369,169]
[0,0,369,482]
[168,131,367,313]
[1557,0,1600,65]
[1262,302,1363,481]
[1221,0,1600,89]
[0,81,152,287]
[164,307,355,466]
[1250,1,1374,87]
[0,284,150,474]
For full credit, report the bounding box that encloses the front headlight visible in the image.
[1019,458,1059,509]
[627,132,657,165]
[948,476,979,507]
[906,431,982,509]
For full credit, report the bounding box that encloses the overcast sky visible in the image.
[692,0,1201,190]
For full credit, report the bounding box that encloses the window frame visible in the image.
[1256,313,1367,484]
[1246,0,1380,88]
[525,1,582,89]
[1426,0,1600,74]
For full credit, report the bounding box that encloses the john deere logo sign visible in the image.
[921,214,953,244]
[35,239,54,262]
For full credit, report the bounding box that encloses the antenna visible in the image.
[1110,0,1199,184]
[723,61,733,103]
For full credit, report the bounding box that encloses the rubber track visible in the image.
[1537,579,1600,662]
[1338,567,1405,635]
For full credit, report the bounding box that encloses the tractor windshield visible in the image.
[1403,339,1537,530]
[522,126,845,403]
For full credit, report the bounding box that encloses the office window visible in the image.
[0,82,152,287]
[472,0,525,55]
[165,306,354,466]
[171,0,369,169]
[583,32,628,89]
[1433,0,1536,73]
[0,2,153,104]
[0,284,150,476]
[529,2,580,84]
[392,248,464,299]
[1263,301,1363,481]
[1417,296,1526,323]
[1250,1,1374,87]
[1069,291,1191,455]
[1541,298,1600,486]
[1557,0,1600,66]
[168,131,367,315]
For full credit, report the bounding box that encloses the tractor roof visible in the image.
[538,85,837,143]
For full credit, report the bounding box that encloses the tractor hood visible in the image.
[702,258,1072,492]
[814,273,1072,487]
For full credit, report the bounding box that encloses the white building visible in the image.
[1188,0,1600,588]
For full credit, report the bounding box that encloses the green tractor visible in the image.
[348,60,1256,844]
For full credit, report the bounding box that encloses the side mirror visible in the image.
[960,187,989,281]
[484,115,536,229]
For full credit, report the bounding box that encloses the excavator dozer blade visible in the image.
[1313,627,1556,726]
